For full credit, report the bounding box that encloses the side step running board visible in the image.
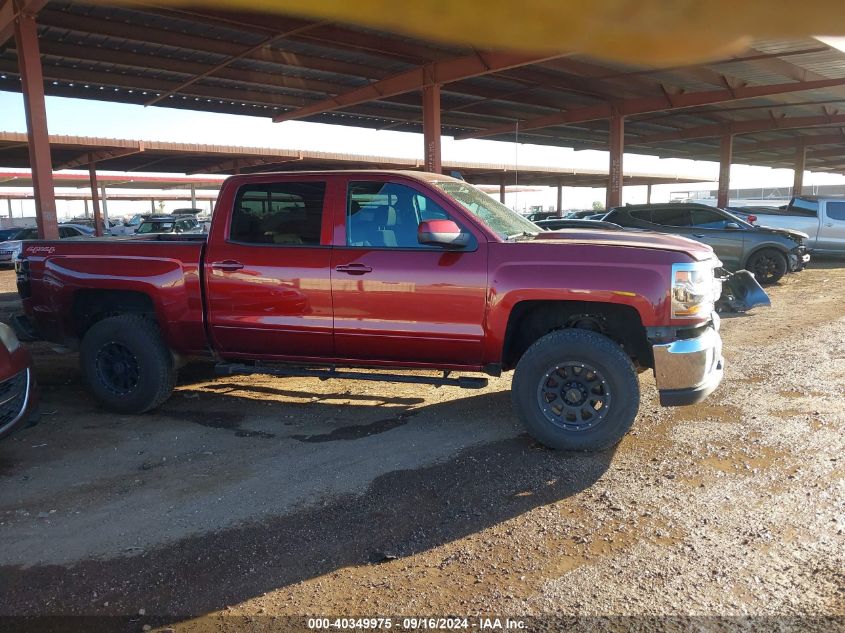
[215,362,489,389]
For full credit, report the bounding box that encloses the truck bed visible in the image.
[19,236,208,354]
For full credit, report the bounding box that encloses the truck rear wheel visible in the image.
[80,314,175,413]
[512,329,639,451]
[746,248,787,284]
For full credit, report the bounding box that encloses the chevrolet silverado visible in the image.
[14,171,725,451]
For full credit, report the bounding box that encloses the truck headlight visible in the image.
[671,261,721,319]
[0,322,20,353]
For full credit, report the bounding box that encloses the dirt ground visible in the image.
[0,261,843,631]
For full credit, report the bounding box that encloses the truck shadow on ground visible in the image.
[0,383,616,625]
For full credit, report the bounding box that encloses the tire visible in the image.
[746,248,787,285]
[80,314,175,413]
[511,329,639,451]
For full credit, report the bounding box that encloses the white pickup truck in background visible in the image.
[746,196,845,254]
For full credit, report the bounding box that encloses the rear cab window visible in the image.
[230,181,326,246]
[789,198,819,217]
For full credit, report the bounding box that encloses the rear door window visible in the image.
[653,208,692,227]
[690,208,730,229]
[231,181,326,246]
[825,201,845,221]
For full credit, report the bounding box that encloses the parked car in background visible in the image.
[65,218,115,234]
[535,218,623,231]
[564,210,602,219]
[110,213,150,236]
[0,224,93,265]
[15,170,728,452]
[136,216,199,235]
[0,228,25,242]
[602,203,809,284]
[525,211,559,222]
[736,196,845,255]
[0,322,37,440]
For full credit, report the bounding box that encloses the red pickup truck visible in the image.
[14,171,725,451]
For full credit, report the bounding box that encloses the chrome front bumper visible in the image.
[652,313,725,406]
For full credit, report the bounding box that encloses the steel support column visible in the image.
[88,162,103,237]
[717,134,733,208]
[606,113,624,209]
[150,199,156,213]
[422,83,442,174]
[100,186,108,223]
[646,184,652,204]
[190,184,197,209]
[499,176,506,203]
[14,11,58,239]
[6,198,12,218]
[793,141,806,196]
[555,183,563,216]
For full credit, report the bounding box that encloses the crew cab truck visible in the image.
[14,171,725,451]
[746,196,845,254]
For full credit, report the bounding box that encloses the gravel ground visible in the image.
[0,262,843,632]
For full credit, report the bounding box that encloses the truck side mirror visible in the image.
[417,220,470,248]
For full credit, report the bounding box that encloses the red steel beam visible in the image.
[806,146,845,159]
[733,132,845,154]
[717,135,733,208]
[606,113,624,209]
[631,113,845,144]
[55,145,145,171]
[272,51,564,123]
[14,9,57,240]
[793,141,807,195]
[145,21,328,107]
[422,83,441,174]
[458,77,845,140]
[188,154,304,175]
[0,0,46,46]
[88,161,103,237]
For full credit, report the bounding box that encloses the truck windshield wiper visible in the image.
[505,231,538,241]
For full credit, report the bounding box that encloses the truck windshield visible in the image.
[433,181,539,240]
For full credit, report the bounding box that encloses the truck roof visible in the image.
[221,169,464,184]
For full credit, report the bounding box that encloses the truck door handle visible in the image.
[211,260,244,272]
[335,263,373,275]
[824,223,834,227]
[691,233,705,238]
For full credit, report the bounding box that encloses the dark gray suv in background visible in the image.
[602,203,809,284]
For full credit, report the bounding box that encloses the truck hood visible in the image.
[531,228,714,261]
[753,225,808,243]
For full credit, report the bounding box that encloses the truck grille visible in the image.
[0,369,28,431]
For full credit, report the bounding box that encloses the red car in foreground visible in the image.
[0,322,37,440]
[13,171,725,451]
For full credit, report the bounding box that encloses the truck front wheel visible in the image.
[512,329,640,451]
[80,314,176,413]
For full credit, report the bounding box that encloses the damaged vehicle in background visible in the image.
[736,196,845,255]
[0,322,37,440]
[601,203,809,285]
